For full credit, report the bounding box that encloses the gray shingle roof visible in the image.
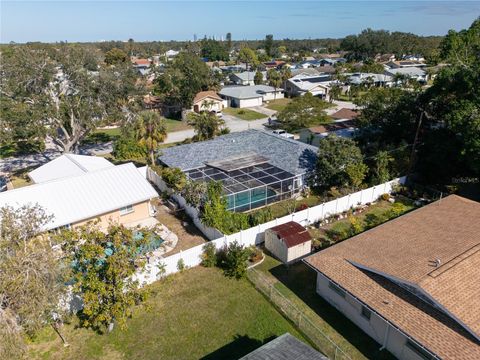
[158,130,317,175]
[219,85,281,99]
[239,333,328,360]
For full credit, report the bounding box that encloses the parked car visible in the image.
[272,129,294,139]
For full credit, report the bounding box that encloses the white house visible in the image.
[229,71,266,86]
[219,85,283,108]
[191,90,225,114]
[285,73,333,99]
[385,67,428,83]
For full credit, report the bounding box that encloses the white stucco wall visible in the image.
[314,272,436,360]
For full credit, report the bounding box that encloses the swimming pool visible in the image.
[226,188,278,212]
[134,231,165,255]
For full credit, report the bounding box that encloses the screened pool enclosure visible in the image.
[184,154,303,212]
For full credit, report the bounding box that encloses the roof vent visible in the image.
[429,258,441,267]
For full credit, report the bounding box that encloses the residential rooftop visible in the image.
[158,129,318,175]
[219,85,281,99]
[305,195,480,359]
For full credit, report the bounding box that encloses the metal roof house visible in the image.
[0,162,158,231]
[158,130,317,212]
[305,195,480,360]
[219,85,284,108]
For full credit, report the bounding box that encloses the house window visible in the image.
[361,306,371,320]
[120,205,134,215]
[328,281,346,298]
[405,340,434,360]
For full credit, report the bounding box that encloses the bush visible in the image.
[162,167,187,192]
[201,242,217,268]
[113,135,147,160]
[381,193,390,201]
[238,110,246,115]
[247,245,263,263]
[364,213,387,229]
[386,202,408,219]
[249,208,273,226]
[177,258,186,272]
[221,241,249,279]
[296,203,309,212]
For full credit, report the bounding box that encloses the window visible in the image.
[405,340,434,360]
[361,306,371,320]
[328,281,346,298]
[120,205,134,215]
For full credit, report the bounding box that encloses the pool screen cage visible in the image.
[185,160,303,212]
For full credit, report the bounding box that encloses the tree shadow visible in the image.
[267,261,396,360]
[200,334,276,360]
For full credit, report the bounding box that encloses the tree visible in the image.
[221,241,249,279]
[264,34,274,57]
[182,180,208,208]
[238,47,258,70]
[0,205,66,356]
[200,39,229,61]
[225,32,232,51]
[314,136,364,190]
[372,150,393,183]
[254,71,264,85]
[328,83,342,102]
[267,69,282,100]
[1,45,140,153]
[277,93,330,131]
[187,111,226,141]
[104,48,128,65]
[133,111,167,165]
[60,224,149,332]
[154,52,213,109]
[345,162,368,190]
[161,167,187,192]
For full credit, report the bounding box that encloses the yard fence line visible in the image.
[135,171,406,285]
[247,267,352,360]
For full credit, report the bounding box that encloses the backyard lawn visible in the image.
[253,255,396,360]
[223,107,266,120]
[28,267,308,360]
[265,98,291,112]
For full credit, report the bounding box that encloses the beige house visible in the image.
[305,195,480,360]
[265,221,312,264]
[0,159,158,232]
[191,90,225,114]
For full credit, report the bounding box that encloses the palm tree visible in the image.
[187,111,225,141]
[267,69,282,101]
[134,111,167,165]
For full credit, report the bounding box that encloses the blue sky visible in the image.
[1,1,479,43]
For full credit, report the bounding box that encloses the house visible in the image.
[191,90,225,114]
[264,60,285,69]
[132,58,151,76]
[158,130,318,212]
[285,73,333,99]
[165,49,179,58]
[0,162,158,231]
[265,221,312,263]
[299,120,358,146]
[304,195,480,360]
[219,85,283,108]
[330,108,360,121]
[347,73,393,87]
[375,53,396,63]
[385,67,428,83]
[229,71,266,86]
[240,333,327,360]
[28,154,114,183]
[385,60,427,69]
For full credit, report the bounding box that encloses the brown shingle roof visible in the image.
[269,221,312,248]
[305,195,480,359]
[193,90,223,104]
[330,108,359,120]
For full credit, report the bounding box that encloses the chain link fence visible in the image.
[248,268,352,360]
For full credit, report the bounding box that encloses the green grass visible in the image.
[223,107,267,120]
[249,195,324,219]
[28,267,308,360]
[265,98,292,112]
[254,256,396,360]
[164,118,192,133]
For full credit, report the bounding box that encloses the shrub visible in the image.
[364,213,387,229]
[249,208,273,226]
[162,167,187,192]
[380,193,390,201]
[386,202,408,219]
[348,215,364,236]
[296,203,309,212]
[247,245,263,263]
[177,258,186,272]
[222,241,249,279]
[201,242,217,268]
[238,110,246,115]
[113,135,147,160]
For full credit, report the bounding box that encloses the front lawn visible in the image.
[265,98,291,112]
[28,267,307,360]
[223,107,267,120]
[164,118,192,132]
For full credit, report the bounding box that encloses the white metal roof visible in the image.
[28,154,114,183]
[0,163,158,230]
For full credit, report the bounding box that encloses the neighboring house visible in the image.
[0,162,158,231]
[264,60,285,69]
[330,108,360,121]
[191,90,225,114]
[165,49,179,58]
[28,154,114,183]
[385,67,428,83]
[299,120,358,146]
[304,195,480,360]
[265,221,312,264]
[229,71,267,86]
[285,73,333,99]
[240,333,328,360]
[219,85,283,108]
[385,60,427,69]
[132,58,151,76]
[347,72,393,87]
[158,130,318,212]
[375,53,396,63]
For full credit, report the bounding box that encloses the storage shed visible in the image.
[265,221,312,264]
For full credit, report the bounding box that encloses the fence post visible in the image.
[334,346,338,360]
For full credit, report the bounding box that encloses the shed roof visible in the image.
[240,333,327,360]
[158,129,318,175]
[0,163,158,230]
[305,195,480,359]
[269,221,312,248]
[28,154,114,183]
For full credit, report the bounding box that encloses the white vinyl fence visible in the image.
[135,171,406,286]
